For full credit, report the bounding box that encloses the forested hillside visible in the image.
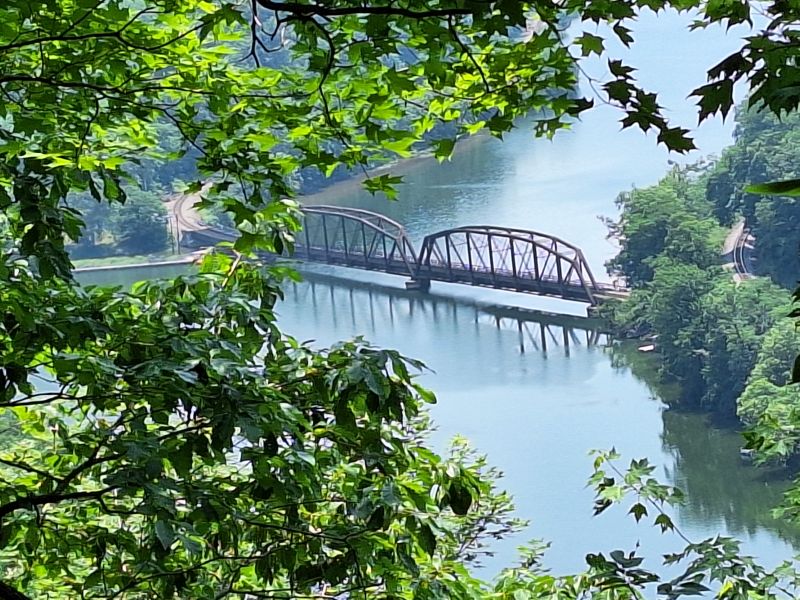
[707,109,800,286]
[607,106,800,460]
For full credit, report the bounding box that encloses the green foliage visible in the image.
[705,107,800,285]
[746,179,800,197]
[627,260,716,401]
[697,277,788,409]
[0,248,511,598]
[738,321,800,464]
[0,0,794,278]
[752,319,800,388]
[2,0,800,597]
[572,451,800,599]
[607,168,722,287]
[110,188,170,255]
[753,195,800,287]
[608,167,791,412]
[67,188,170,258]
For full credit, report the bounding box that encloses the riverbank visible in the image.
[74,256,196,273]
[606,156,799,472]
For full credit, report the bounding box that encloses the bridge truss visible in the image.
[295,206,418,277]
[183,206,612,305]
[417,226,601,304]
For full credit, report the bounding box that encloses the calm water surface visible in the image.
[78,9,799,581]
[80,264,799,577]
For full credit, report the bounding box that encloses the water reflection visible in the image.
[663,410,799,546]
[72,260,800,573]
[285,273,609,359]
[279,270,798,573]
[610,344,800,549]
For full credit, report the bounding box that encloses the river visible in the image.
[77,8,800,583]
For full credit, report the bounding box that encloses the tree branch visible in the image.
[254,1,471,19]
[0,486,117,519]
[0,458,61,483]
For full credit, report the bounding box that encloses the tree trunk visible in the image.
[0,582,31,600]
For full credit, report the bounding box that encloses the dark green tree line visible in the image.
[706,109,800,286]
[68,188,170,259]
[607,167,790,413]
[3,0,800,598]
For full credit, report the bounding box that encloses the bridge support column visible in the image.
[405,278,430,292]
[586,304,601,318]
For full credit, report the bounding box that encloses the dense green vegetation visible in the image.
[609,168,789,412]
[68,188,171,259]
[607,109,800,446]
[707,109,800,286]
[3,0,800,598]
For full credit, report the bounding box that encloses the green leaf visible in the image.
[791,355,800,384]
[654,513,674,533]
[447,480,473,516]
[433,138,456,161]
[363,174,404,200]
[628,502,648,522]
[656,126,696,153]
[170,442,194,478]
[575,33,605,57]
[613,24,634,47]
[745,179,800,196]
[366,506,385,531]
[155,521,175,550]
[418,524,437,555]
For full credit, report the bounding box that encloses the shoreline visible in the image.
[72,130,499,275]
[73,255,196,273]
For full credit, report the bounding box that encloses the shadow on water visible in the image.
[611,342,800,547]
[285,267,611,358]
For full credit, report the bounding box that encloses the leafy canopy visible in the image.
[3,0,800,598]
[2,0,799,276]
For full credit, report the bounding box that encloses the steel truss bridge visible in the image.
[183,205,627,306]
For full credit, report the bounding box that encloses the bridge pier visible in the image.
[405,278,431,292]
[586,304,601,318]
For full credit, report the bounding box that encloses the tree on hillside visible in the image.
[705,108,800,285]
[697,277,788,412]
[739,321,800,447]
[110,188,170,255]
[66,193,113,259]
[607,172,720,286]
[4,0,800,598]
[67,189,169,258]
[706,109,800,225]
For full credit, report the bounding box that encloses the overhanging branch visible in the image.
[254,0,472,19]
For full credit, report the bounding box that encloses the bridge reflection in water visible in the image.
[284,272,610,358]
[185,205,628,308]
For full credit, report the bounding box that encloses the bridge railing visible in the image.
[183,207,614,304]
[296,206,418,276]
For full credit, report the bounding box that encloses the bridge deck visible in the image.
[293,247,414,277]
[416,264,603,303]
[181,215,627,305]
